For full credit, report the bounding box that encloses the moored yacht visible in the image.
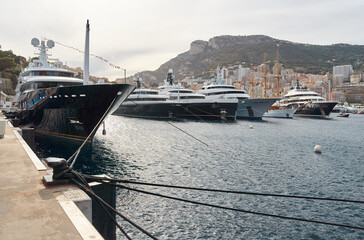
[279,80,337,118]
[112,77,176,119]
[198,67,277,119]
[114,70,237,120]
[263,104,297,118]
[11,21,135,141]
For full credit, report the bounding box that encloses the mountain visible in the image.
[136,35,364,83]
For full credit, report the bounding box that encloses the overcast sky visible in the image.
[1,0,363,80]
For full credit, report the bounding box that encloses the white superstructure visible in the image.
[13,38,84,108]
[278,80,338,117]
[280,81,328,108]
[198,67,276,119]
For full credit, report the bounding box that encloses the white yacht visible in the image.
[279,80,338,118]
[263,103,297,118]
[198,67,277,119]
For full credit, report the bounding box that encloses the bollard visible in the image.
[12,118,20,127]
[91,179,116,240]
[21,128,35,149]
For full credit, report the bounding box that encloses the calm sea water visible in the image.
[35,113,364,240]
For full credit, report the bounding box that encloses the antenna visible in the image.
[31,38,40,47]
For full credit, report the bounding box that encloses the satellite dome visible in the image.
[46,40,55,48]
[31,38,40,47]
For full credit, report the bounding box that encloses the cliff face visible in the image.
[136,35,364,83]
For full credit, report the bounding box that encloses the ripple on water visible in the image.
[35,114,364,239]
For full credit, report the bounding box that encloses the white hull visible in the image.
[263,109,296,118]
[237,98,277,119]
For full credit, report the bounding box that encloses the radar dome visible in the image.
[31,38,40,47]
[168,69,173,73]
[46,40,55,48]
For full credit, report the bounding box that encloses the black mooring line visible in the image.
[108,182,364,231]
[82,175,364,204]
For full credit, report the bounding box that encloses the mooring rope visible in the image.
[107,182,364,231]
[70,170,158,240]
[176,104,206,121]
[165,121,209,146]
[67,96,118,168]
[127,99,210,146]
[82,176,364,204]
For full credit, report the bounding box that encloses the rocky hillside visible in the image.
[136,35,364,83]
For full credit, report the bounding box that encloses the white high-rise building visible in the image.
[237,65,251,80]
[221,67,229,80]
[333,65,352,82]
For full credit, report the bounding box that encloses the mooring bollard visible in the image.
[21,127,35,148]
[12,118,20,127]
[91,178,116,240]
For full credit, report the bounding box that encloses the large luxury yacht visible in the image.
[198,67,277,119]
[279,80,338,118]
[114,70,237,120]
[11,21,134,141]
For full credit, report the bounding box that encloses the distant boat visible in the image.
[263,104,297,118]
[198,67,277,119]
[11,21,135,142]
[337,112,349,117]
[279,80,338,118]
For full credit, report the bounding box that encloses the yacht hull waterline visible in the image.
[18,84,135,141]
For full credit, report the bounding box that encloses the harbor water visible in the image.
[35,114,364,239]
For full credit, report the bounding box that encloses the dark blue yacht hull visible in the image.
[294,102,338,118]
[17,84,135,141]
[113,101,237,121]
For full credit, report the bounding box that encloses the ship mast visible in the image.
[83,20,90,85]
[251,64,254,98]
[276,44,280,97]
[264,52,267,98]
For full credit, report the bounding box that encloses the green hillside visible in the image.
[0,50,27,94]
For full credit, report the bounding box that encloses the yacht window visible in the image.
[169,89,193,93]
[206,90,246,96]
[126,98,166,102]
[170,96,204,100]
[208,86,235,89]
[31,71,73,77]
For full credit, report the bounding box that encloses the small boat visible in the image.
[337,112,349,117]
[263,105,297,118]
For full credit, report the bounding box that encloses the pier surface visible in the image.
[0,119,100,239]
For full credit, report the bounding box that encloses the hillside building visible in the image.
[237,65,250,80]
[333,65,352,82]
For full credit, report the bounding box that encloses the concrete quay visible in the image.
[0,116,103,240]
